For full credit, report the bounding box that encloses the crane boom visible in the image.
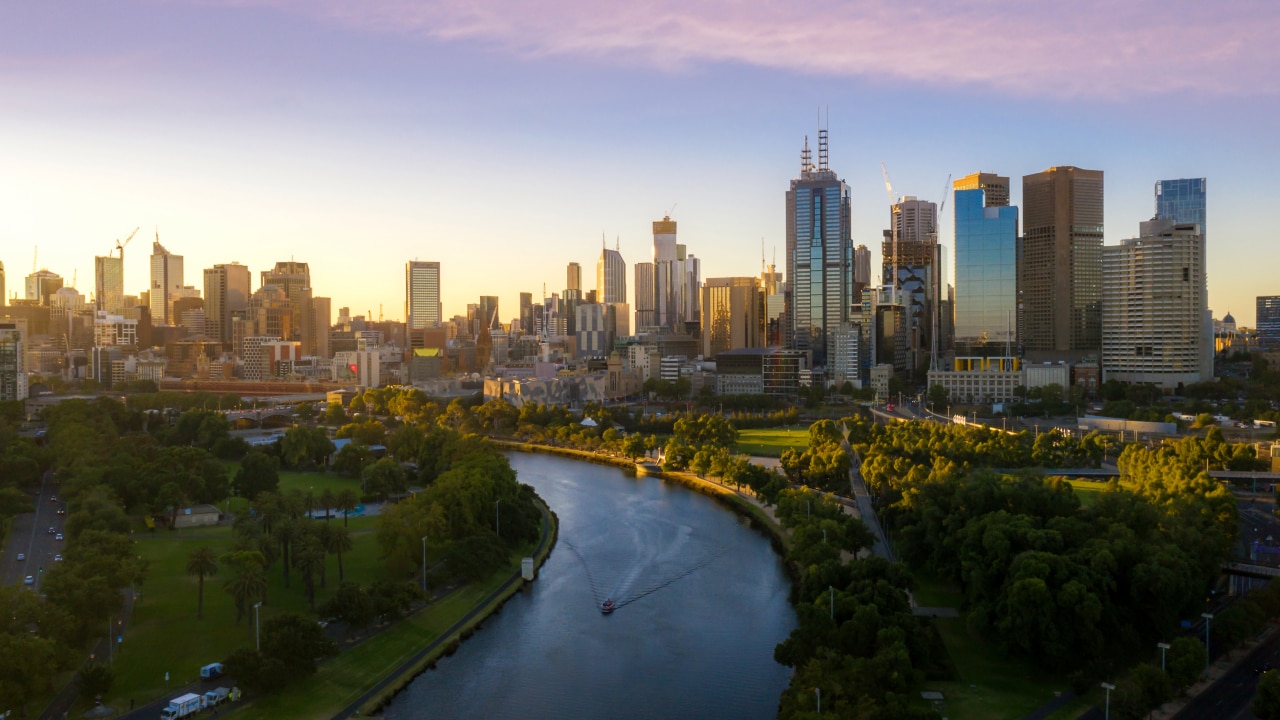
[115,226,140,260]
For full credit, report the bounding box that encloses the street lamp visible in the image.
[495,500,502,538]
[1202,613,1214,671]
[814,687,821,714]
[1101,682,1115,720]
[253,602,262,652]
[1157,642,1171,671]
[421,536,428,593]
[829,586,834,621]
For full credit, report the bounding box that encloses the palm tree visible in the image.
[292,534,325,613]
[325,524,354,583]
[274,518,300,589]
[223,561,267,624]
[318,488,336,522]
[336,488,359,527]
[185,546,218,620]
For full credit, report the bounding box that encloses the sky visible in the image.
[2,0,1278,327]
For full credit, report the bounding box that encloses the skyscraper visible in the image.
[149,239,184,324]
[646,216,701,332]
[786,130,852,368]
[311,296,332,359]
[1102,219,1208,388]
[597,241,626,306]
[94,255,124,314]
[478,296,500,331]
[1257,296,1280,346]
[852,245,871,296]
[1020,166,1104,355]
[25,270,63,305]
[203,263,252,346]
[0,261,6,308]
[0,323,26,401]
[953,178,1018,356]
[701,277,763,357]
[634,262,655,329]
[1155,178,1207,233]
[519,292,533,336]
[882,196,940,372]
[405,261,442,330]
[567,262,582,293]
[954,172,1011,208]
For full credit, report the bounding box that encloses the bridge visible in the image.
[1034,467,1280,482]
[1222,561,1280,578]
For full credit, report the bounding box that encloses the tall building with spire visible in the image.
[786,129,852,368]
[597,239,627,306]
[149,237,183,324]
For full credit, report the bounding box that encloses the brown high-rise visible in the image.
[1020,166,1103,354]
[954,172,1010,208]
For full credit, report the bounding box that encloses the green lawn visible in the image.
[910,569,1076,719]
[1064,479,1120,508]
[735,425,811,457]
[106,516,398,709]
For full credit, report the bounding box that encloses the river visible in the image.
[381,451,796,720]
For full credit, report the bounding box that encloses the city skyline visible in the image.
[2,2,1278,326]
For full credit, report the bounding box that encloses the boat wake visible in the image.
[563,539,728,612]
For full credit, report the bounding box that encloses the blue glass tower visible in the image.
[954,188,1018,355]
[1155,178,1206,234]
[785,131,852,368]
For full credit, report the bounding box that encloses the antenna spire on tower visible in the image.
[801,135,812,174]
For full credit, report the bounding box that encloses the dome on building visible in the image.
[1223,311,1236,325]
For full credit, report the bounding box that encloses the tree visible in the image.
[235,451,280,500]
[1166,637,1205,690]
[336,488,359,527]
[260,612,337,684]
[622,433,647,461]
[333,442,373,478]
[1256,670,1280,720]
[324,401,347,425]
[325,524,355,583]
[222,551,268,624]
[185,546,219,620]
[77,662,114,701]
[0,632,59,714]
[363,457,407,500]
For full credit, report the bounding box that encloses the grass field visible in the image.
[1065,479,1120,508]
[735,425,811,457]
[105,514,403,710]
[915,573,1084,719]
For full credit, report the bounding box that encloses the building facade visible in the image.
[953,183,1018,356]
[203,262,251,347]
[95,255,124,314]
[149,240,184,324]
[1102,219,1208,388]
[700,277,763,358]
[0,323,26,401]
[596,244,627,306]
[882,196,941,374]
[1259,296,1280,346]
[1020,166,1104,355]
[405,261,442,330]
[786,131,852,368]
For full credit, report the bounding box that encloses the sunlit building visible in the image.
[953,181,1018,356]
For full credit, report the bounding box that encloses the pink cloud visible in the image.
[206,0,1279,98]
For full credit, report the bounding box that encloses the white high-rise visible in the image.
[405,261,442,329]
[648,216,701,332]
[1102,218,1208,388]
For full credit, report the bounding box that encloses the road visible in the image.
[1,469,67,591]
[838,426,894,561]
[1174,630,1280,719]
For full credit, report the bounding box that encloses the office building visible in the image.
[518,292,533,336]
[261,261,314,353]
[882,196,941,373]
[203,263,252,347]
[405,261,442,330]
[647,216,701,332]
[853,244,871,297]
[0,261,5,307]
[567,262,582,293]
[1155,178,1207,232]
[0,323,26,401]
[953,180,1019,356]
[597,241,627,306]
[25,270,63,305]
[1021,166,1104,355]
[954,171,1011,208]
[828,322,865,388]
[634,262,656,329]
[700,277,763,358]
[311,297,332,359]
[1259,296,1280,346]
[477,296,500,333]
[149,240,184,324]
[786,130,852,368]
[1102,219,1208,388]
[95,255,124,314]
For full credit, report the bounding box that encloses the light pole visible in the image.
[1157,642,1171,672]
[829,586,834,621]
[253,602,262,652]
[1101,682,1115,720]
[1202,612,1214,671]
[495,500,501,538]
[814,687,821,714]
[421,536,428,593]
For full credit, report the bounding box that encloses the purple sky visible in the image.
[2,0,1278,325]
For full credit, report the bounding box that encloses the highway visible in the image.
[1175,631,1280,719]
[1,469,66,592]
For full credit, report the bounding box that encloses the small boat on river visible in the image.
[601,598,615,614]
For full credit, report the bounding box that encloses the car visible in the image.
[55,533,63,541]
[15,553,25,562]
[53,554,62,562]
[49,495,56,501]
[23,575,33,586]
[47,527,55,534]
[56,508,65,515]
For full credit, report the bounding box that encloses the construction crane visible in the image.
[115,227,139,260]
[928,174,952,374]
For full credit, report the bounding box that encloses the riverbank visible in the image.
[492,439,791,554]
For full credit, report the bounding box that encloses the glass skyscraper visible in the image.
[1155,178,1206,234]
[785,131,851,368]
[954,188,1018,355]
